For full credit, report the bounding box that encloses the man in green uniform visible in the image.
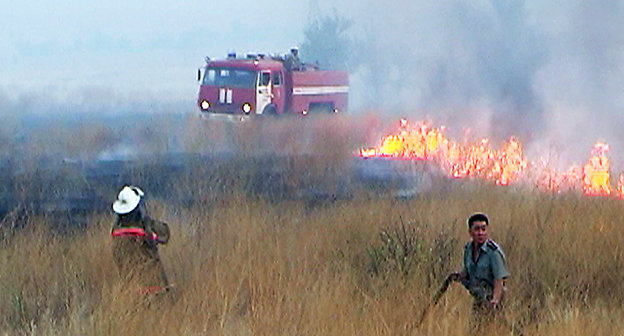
[111,185,171,295]
[451,213,510,332]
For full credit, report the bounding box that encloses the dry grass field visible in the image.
[1,113,623,335]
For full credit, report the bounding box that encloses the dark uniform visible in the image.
[111,211,171,293]
[461,239,509,330]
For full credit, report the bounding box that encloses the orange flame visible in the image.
[362,120,528,185]
[360,119,620,197]
[582,142,611,196]
[496,138,527,185]
[360,148,377,158]
[617,174,624,199]
[535,164,581,194]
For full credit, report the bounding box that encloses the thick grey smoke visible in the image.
[531,1,624,167]
[328,0,624,167]
[343,1,546,132]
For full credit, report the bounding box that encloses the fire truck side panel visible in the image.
[289,70,349,114]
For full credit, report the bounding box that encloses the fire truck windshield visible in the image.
[202,67,256,89]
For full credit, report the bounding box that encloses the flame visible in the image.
[360,148,377,158]
[582,142,611,196]
[618,174,624,199]
[380,135,404,157]
[360,118,621,197]
[362,119,527,185]
[535,165,581,194]
[496,138,527,186]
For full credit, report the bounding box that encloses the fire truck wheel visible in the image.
[309,103,334,114]
[262,105,278,116]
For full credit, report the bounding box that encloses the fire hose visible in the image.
[414,273,524,335]
[414,273,455,328]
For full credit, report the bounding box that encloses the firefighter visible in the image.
[111,185,171,295]
[450,213,510,333]
[284,46,302,71]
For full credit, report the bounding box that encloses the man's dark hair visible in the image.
[467,213,489,229]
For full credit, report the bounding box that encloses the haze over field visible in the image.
[3,3,624,334]
[2,0,624,166]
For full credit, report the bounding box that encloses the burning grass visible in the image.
[360,118,624,197]
[1,187,624,335]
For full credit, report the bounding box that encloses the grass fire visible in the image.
[360,118,624,198]
[0,113,623,335]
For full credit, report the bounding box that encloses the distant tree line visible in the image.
[299,14,361,71]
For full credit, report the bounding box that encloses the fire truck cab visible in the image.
[197,53,348,116]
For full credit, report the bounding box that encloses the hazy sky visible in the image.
[1,0,311,103]
[2,0,624,165]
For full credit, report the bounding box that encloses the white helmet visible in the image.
[112,186,144,214]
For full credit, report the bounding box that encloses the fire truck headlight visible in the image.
[200,100,210,110]
[242,103,252,114]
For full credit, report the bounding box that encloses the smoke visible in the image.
[0,85,190,117]
[329,0,624,167]
[339,1,546,136]
[2,0,623,169]
[531,1,624,168]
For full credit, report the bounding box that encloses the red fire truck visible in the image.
[197,53,348,116]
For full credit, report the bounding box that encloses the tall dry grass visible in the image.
[1,187,624,335]
[2,112,624,335]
